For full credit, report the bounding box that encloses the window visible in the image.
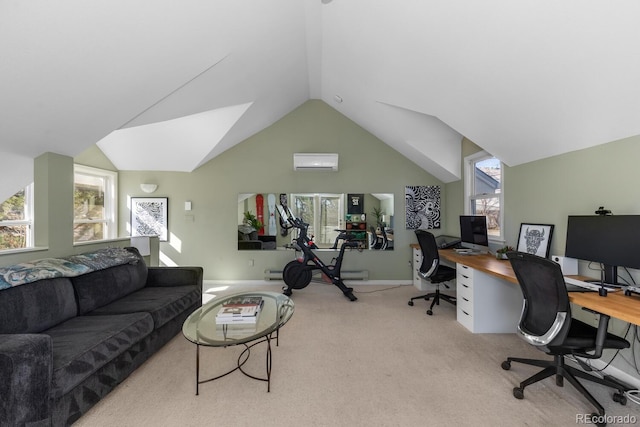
[74,165,118,242]
[290,194,343,248]
[0,184,34,250]
[464,151,503,241]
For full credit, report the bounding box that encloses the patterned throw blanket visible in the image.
[0,247,140,291]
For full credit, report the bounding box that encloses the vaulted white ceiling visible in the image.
[2,0,640,201]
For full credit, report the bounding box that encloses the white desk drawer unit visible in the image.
[456,262,522,333]
[456,264,474,330]
[413,247,430,291]
[456,270,474,317]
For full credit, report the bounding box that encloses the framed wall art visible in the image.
[405,185,441,229]
[131,197,168,241]
[516,223,554,258]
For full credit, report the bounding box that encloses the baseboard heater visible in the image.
[264,269,369,281]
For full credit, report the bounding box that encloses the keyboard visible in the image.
[454,248,480,255]
[564,277,619,292]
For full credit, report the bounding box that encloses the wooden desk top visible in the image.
[568,291,640,326]
[438,249,519,285]
[410,244,640,326]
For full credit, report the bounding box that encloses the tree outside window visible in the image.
[0,186,33,250]
[74,165,117,242]
[466,154,503,240]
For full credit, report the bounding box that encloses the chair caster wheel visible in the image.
[513,387,524,399]
[613,392,627,405]
[408,301,414,306]
[501,361,511,370]
[426,310,433,315]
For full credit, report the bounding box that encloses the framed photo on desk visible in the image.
[517,223,553,258]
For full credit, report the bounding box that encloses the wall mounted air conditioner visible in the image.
[293,153,339,171]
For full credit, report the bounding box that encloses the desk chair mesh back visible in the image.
[408,230,456,315]
[502,251,630,420]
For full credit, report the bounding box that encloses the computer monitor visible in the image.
[459,215,490,253]
[565,215,640,286]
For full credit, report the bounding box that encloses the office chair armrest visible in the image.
[573,307,611,360]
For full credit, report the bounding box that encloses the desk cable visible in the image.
[625,325,640,405]
[566,322,640,405]
[353,284,405,294]
[577,265,640,403]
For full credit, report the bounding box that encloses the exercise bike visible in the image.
[278,204,359,301]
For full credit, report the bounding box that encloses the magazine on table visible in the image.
[215,310,260,324]
[215,296,264,324]
[221,296,264,308]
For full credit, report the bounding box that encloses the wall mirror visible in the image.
[238,193,394,250]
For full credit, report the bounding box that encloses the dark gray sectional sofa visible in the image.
[0,247,203,426]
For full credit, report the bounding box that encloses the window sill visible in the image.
[0,246,49,256]
[73,237,131,247]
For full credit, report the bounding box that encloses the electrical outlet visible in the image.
[248,259,254,267]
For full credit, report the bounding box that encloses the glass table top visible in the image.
[182,291,295,346]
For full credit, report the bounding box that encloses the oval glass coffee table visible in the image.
[182,291,294,394]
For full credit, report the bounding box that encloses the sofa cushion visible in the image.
[0,334,52,426]
[71,259,148,315]
[89,285,200,330]
[0,278,77,334]
[45,313,153,398]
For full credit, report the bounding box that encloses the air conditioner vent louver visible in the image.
[293,153,339,171]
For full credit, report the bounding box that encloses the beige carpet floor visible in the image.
[74,283,640,427]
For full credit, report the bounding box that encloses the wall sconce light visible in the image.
[140,183,158,194]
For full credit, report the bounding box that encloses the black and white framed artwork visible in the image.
[405,185,441,229]
[516,223,554,258]
[131,197,168,241]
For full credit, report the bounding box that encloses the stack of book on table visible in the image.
[216,296,264,324]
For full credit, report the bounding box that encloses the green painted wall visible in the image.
[74,145,117,171]
[445,135,640,257]
[116,100,444,281]
[503,135,640,256]
[442,138,482,237]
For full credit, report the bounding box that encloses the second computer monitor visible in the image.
[565,215,640,285]
[459,215,490,253]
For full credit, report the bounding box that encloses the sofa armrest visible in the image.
[0,334,52,426]
[146,266,203,291]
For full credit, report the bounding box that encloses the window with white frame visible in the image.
[0,184,34,250]
[464,151,503,241]
[290,193,343,248]
[74,165,118,242]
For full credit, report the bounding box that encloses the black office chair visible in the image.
[369,226,385,250]
[408,230,456,315]
[382,227,393,250]
[502,251,629,423]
